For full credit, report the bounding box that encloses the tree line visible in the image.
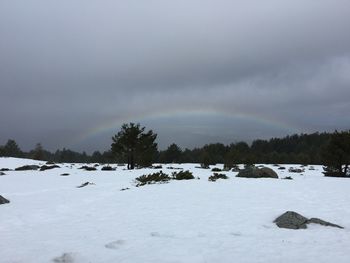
[0,140,115,163]
[1,124,348,170]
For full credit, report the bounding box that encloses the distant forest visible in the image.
[0,132,335,165]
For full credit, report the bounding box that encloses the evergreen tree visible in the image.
[31,143,45,160]
[322,130,350,177]
[2,139,23,157]
[224,148,239,169]
[91,151,103,163]
[111,123,157,169]
[200,151,211,168]
[163,143,182,163]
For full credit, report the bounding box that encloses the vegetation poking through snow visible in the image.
[208,173,228,182]
[135,171,171,186]
[172,170,194,180]
[101,166,115,171]
[79,166,97,171]
[135,170,194,186]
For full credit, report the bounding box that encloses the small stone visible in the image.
[0,195,10,205]
[76,182,95,188]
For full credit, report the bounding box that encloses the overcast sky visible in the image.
[1,0,350,152]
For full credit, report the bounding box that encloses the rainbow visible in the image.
[71,108,301,147]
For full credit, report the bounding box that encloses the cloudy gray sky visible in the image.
[1,0,350,152]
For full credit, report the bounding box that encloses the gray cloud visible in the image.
[1,0,350,152]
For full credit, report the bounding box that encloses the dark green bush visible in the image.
[172,170,194,180]
[135,171,171,186]
[101,166,115,171]
[211,167,222,172]
[208,173,228,182]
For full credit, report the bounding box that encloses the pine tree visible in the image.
[322,130,350,177]
[163,143,182,163]
[2,139,23,158]
[111,123,157,169]
[200,152,211,169]
[32,143,44,160]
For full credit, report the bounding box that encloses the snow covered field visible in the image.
[1,157,350,263]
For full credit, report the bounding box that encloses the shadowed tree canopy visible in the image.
[322,130,350,177]
[31,143,44,160]
[111,123,158,169]
[160,143,182,163]
[0,139,23,158]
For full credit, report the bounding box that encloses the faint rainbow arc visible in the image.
[71,109,300,146]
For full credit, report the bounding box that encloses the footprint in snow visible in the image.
[230,232,242,237]
[52,253,76,263]
[105,240,126,250]
[150,232,175,238]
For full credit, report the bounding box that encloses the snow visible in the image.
[1,157,350,263]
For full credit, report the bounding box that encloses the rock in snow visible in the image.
[15,165,40,171]
[40,165,60,171]
[76,182,95,188]
[0,195,10,205]
[237,166,278,179]
[274,211,308,229]
[274,211,344,229]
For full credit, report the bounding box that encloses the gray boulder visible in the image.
[15,165,40,171]
[237,166,278,179]
[274,211,344,229]
[274,211,308,229]
[0,195,10,205]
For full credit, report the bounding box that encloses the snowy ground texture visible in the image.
[1,157,350,263]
